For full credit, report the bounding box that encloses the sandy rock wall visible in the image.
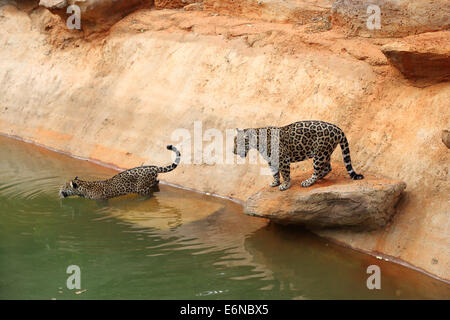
[154,0,184,9]
[0,4,449,281]
[39,0,67,9]
[204,0,332,23]
[381,31,450,85]
[154,0,202,9]
[39,0,154,32]
[332,0,450,37]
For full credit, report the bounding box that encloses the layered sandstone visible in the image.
[204,0,333,24]
[154,0,182,9]
[332,0,450,37]
[39,0,67,9]
[39,0,154,31]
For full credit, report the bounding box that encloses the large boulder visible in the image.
[244,168,406,230]
[381,31,450,84]
[332,0,450,37]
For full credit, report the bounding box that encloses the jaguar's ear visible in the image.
[70,181,78,189]
[74,176,79,180]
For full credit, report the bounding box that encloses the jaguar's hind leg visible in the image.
[137,175,159,197]
[138,184,160,197]
[138,188,151,197]
[279,163,291,191]
[319,164,331,179]
[301,158,329,187]
[317,160,332,180]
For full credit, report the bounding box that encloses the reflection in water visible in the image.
[244,224,450,299]
[0,135,449,300]
[101,190,225,230]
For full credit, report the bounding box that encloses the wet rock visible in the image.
[381,31,450,83]
[244,170,406,230]
[332,0,450,37]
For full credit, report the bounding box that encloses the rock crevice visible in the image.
[381,31,450,85]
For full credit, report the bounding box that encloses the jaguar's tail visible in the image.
[157,145,181,173]
[339,135,364,180]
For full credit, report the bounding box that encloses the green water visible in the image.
[0,136,449,300]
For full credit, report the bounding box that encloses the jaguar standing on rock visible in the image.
[59,145,181,200]
[233,120,364,191]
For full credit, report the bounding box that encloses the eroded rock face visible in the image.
[39,0,67,9]
[39,0,153,32]
[381,31,450,83]
[442,130,450,149]
[204,0,333,24]
[244,170,406,230]
[154,0,185,9]
[332,0,450,37]
[155,0,202,9]
[183,2,203,11]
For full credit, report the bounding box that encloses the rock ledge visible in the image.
[381,31,450,84]
[244,168,406,230]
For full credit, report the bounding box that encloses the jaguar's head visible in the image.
[233,128,250,158]
[59,176,83,198]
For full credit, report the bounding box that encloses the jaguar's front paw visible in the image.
[301,179,316,187]
[279,182,291,191]
[270,180,281,187]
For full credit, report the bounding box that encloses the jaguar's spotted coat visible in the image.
[59,145,180,200]
[233,120,363,191]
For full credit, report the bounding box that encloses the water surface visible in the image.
[0,135,449,299]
